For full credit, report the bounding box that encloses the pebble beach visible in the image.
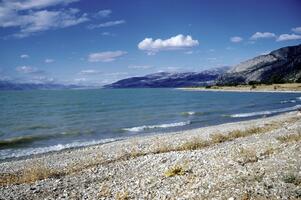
[1,111,301,199]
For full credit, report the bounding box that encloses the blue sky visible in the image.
[0,0,301,86]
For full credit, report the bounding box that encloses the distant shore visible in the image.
[179,83,301,93]
[1,111,301,199]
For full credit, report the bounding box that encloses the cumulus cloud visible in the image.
[250,32,276,40]
[45,58,54,63]
[20,54,29,58]
[138,34,199,53]
[230,36,243,43]
[79,69,102,75]
[276,34,301,41]
[16,66,45,74]
[87,20,125,29]
[88,51,127,62]
[94,9,111,18]
[0,0,88,38]
[292,27,301,34]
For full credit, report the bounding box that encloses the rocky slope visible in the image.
[104,67,230,88]
[217,44,301,85]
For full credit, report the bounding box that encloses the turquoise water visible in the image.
[0,89,300,160]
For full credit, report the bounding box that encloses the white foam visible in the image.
[186,111,196,115]
[280,100,296,104]
[0,138,121,160]
[182,111,196,115]
[123,121,190,132]
[230,105,301,118]
[297,97,301,100]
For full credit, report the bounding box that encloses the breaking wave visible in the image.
[281,100,297,104]
[230,105,301,118]
[0,138,121,160]
[181,111,204,116]
[123,121,191,132]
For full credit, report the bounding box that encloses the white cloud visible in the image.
[207,57,217,62]
[260,51,271,55]
[94,9,111,18]
[2,0,79,11]
[16,66,45,74]
[101,32,115,36]
[74,77,87,82]
[79,69,102,75]
[292,27,301,34]
[30,76,54,84]
[138,34,199,53]
[87,20,125,29]
[230,36,243,43]
[184,51,193,54]
[0,1,88,38]
[88,51,127,62]
[276,33,301,41]
[250,32,276,40]
[102,72,128,78]
[128,65,152,69]
[45,58,54,63]
[20,54,29,58]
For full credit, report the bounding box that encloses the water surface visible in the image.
[0,89,300,160]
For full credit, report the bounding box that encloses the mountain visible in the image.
[104,66,230,88]
[217,44,301,85]
[0,80,81,90]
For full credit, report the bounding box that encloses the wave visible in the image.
[0,130,85,149]
[0,134,53,149]
[280,100,296,104]
[297,97,301,100]
[123,121,190,132]
[181,111,203,116]
[0,138,121,160]
[230,105,301,118]
[182,111,196,116]
[13,124,54,131]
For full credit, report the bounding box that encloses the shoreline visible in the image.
[178,83,301,93]
[1,111,301,199]
[0,110,298,163]
[178,87,301,93]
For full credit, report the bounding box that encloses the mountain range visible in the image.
[0,80,81,90]
[105,66,230,88]
[1,44,300,90]
[105,44,301,88]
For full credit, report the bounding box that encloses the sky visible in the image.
[0,0,301,86]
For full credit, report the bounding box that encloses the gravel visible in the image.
[0,111,300,199]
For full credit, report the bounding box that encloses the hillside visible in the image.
[217,44,301,85]
[104,67,230,88]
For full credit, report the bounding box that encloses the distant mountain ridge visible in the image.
[0,80,81,90]
[217,44,301,85]
[106,44,301,88]
[104,66,230,88]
